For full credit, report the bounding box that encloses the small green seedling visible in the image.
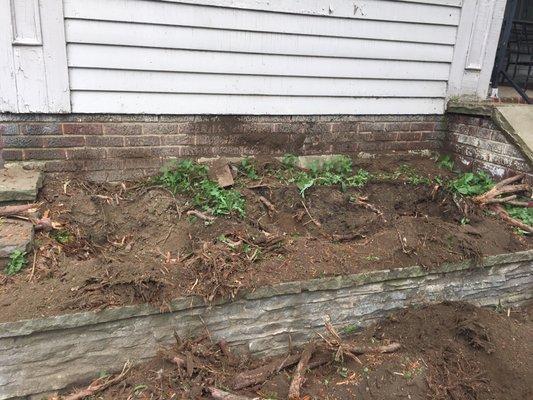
[239,157,259,180]
[364,255,380,261]
[53,230,73,244]
[4,250,27,276]
[437,154,454,171]
[342,324,359,335]
[449,171,493,196]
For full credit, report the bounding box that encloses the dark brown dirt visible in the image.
[62,301,533,400]
[0,155,530,322]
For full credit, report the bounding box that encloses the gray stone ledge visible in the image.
[0,250,531,399]
[1,250,531,339]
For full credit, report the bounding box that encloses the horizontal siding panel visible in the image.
[169,0,461,25]
[67,44,451,81]
[70,69,447,98]
[64,0,458,45]
[70,91,445,114]
[65,19,454,62]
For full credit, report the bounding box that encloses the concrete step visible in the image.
[494,105,533,165]
[0,165,43,204]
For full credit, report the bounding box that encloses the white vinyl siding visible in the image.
[63,0,460,114]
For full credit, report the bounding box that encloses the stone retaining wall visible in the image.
[0,114,445,181]
[1,250,532,399]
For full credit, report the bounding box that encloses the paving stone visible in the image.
[0,219,33,267]
[0,165,43,203]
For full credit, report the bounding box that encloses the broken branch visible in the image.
[62,362,131,400]
[288,342,316,400]
[186,209,215,222]
[0,203,38,216]
[492,205,533,233]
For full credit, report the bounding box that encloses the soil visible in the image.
[61,301,533,400]
[0,155,531,322]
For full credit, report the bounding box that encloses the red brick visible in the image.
[21,123,60,135]
[66,148,106,160]
[103,124,142,136]
[2,149,24,161]
[0,124,19,136]
[143,123,180,135]
[410,122,436,131]
[86,136,124,147]
[63,123,103,135]
[125,136,161,146]
[107,147,160,159]
[160,135,194,145]
[24,148,66,160]
[43,136,85,148]
[3,136,43,148]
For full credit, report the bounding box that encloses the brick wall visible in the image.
[0,114,445,181]
[446,113,532,180]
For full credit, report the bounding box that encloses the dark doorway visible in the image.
[491,0,533,103]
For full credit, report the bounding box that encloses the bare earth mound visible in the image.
[0,156,530,322]
[66,302,533,400]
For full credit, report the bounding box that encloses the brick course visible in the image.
[446,113,532,180]
[0,114,446,181]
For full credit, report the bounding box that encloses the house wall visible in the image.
[0,0,507,115]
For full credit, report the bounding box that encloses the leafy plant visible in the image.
[397,164,432,185]
[193,180,245,217]
[281,153,298,169]
[239,157,259,180]
[437,154,454,171]
[53,230,73,244]
[4,250,27,276]
[505,205,533,226]
[287,155,370,197]
[450,171,494,196]
[157,160,246,217]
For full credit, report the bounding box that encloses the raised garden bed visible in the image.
[0,154,532,399]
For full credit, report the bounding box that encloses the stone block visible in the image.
[0,220,33,267]
[0,165,43,203]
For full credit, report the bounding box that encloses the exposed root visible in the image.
[473,174,529,205]
[186,209,215,222]
[62,362,131,400]
[258,195,276,213]
[288,342,316,400]
[492,205,533,233]
[300,200,321,227]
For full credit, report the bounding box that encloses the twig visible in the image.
[28,252,37,282]
[258,196,276,213]
[288,342,316,400]
[186,209,215,222]
[492,205,533,233]
[62,362,131,400]
[474,174,529,204]
[208,387,262,400]
[300,200,321,227]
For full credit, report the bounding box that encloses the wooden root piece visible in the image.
[208,387,262,400]
[323,320,400,362]
[258,196,276,213]
[0,203,38,216]
[62,362,131,400]
[473,174,529,205]
[492,205,533,233]
[186,209,215,222]
[300,200,321,227]
[351,197,384,219]
[288,342,316,400]
[232,353,329,390]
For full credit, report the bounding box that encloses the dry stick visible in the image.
[484,194,517,204]
[186,209,215,222]
[288,342,316,400]
[0,203,38,216]
[300,200,321,227]
[63,362,131,400]
[473,173,528,204]
[492,205,533,233]
[258,196,276,213]
[343,342,402,355]
[233,354,330,390]
[28,252,37,282]
[208,387,263,400]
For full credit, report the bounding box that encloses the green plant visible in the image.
[437,154,454,171]
[460,217,470,226]
[193,180,245,217]
[281,153,298,169]
[239,157,259,180]
[157,160,246,217]
[53,230,73,244]
[364,255,380,261]
[449,171,494,196]
[398,164,432,185]
[4,250,27,276]
[288,156,370,197]
[341,324,358,335]
[505,204,533,226]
